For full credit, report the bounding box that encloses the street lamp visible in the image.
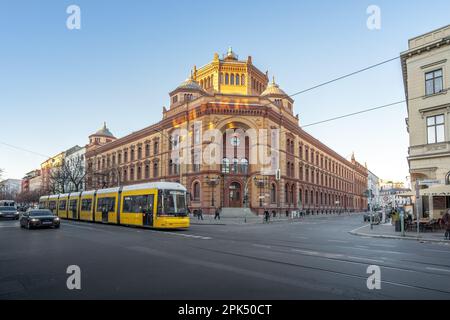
[254,176,268,214]
[206,175,220,208]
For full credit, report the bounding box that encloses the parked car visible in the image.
[0,206,19,220]
[20,209,60,229]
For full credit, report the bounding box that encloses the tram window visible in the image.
[59,200,67,210]
[81,199,92,211]
[123,195,154,213]
[97,197,115,212]
[49,201,56,211]
[157,190,187,216]
[69,200,78,211]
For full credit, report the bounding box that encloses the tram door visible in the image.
[143,194,155,227]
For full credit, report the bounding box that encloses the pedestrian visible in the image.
[214,207,221,220]
[443,210,450,240]
[264,210,270,223]
[197,208,204,221]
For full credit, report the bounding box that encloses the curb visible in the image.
[349,230,449,244]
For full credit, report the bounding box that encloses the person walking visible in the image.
[264,210,270,223]
[197,208,204,221]
[443,210,450,240]
[214,207,221,220]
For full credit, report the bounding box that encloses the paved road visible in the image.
[1,214,449,299]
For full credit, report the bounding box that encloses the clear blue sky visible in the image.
[1,0,449,183]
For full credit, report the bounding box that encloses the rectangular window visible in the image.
[427,114,445,144]
[81,199,92,211]
[69,200,78,211]
[96,197,116,212]
[123,195,154,214]
[58,200,67,210]
[425,69,443,95]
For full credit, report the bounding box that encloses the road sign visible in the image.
[418,179,442,186]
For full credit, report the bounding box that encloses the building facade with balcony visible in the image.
[401,25,450,219]
[85,49,368,215]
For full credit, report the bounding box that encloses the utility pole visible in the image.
[415,179,420,236]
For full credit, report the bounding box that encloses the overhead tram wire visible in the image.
[288,56,400,98]
[0,141,51,158]
[301,86,450,128]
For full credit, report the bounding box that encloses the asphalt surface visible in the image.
[0,213,449,299]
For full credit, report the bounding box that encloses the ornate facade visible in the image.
[85,49,368,215]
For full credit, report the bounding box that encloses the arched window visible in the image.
[222,158,230,173]
[230,74,235,85]
[299,189,303,206]
[236,74,240,85]
[153,162,158,178]
[232,158,239,173]
[291,185,295,205]
[225,73,229,85]
[285,184,289,203]
[271,184,276,204]
[241,75,245,85]
[240,158,249,174]
[130,167,135,181]
[193,182,200,201]
[145,165,150,179]
[446,172,450,185]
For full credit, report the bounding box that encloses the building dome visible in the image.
[93,122,115,138]
[176,77,204,91]
[261,77,288,97]
[224,46,238,61]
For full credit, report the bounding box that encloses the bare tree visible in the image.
[64,155,87,192]
[48,165,69,194]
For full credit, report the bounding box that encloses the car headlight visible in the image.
[54,217,60,221]
[30,218,39,222]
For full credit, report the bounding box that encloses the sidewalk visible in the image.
[189,214,291,225]
[189,211,363,226]
[349,223,450,243]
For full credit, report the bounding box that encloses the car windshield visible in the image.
[0,206,15,211]
[157,190,188,216]
[29,211,54,217]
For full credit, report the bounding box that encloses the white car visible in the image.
[0,206,20,220]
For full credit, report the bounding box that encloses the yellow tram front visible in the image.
[120,182,189,229]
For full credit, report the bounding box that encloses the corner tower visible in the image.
[192,47,269,96]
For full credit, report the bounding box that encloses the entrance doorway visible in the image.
[229,182,242,207]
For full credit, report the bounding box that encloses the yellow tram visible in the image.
[39,182,189,229]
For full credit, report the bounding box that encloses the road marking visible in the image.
[426,267,450,273]
[163,232,212,240]
[252,244,272,249]
[349,224,370,234]
[428,249,450,254]
[347,256,384,264]
[63,221,212,240]
[327,240,348,243]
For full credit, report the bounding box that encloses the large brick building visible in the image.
[85,49,368,215]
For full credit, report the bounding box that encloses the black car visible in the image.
[20,209,60,229]
[0,206,19,220]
